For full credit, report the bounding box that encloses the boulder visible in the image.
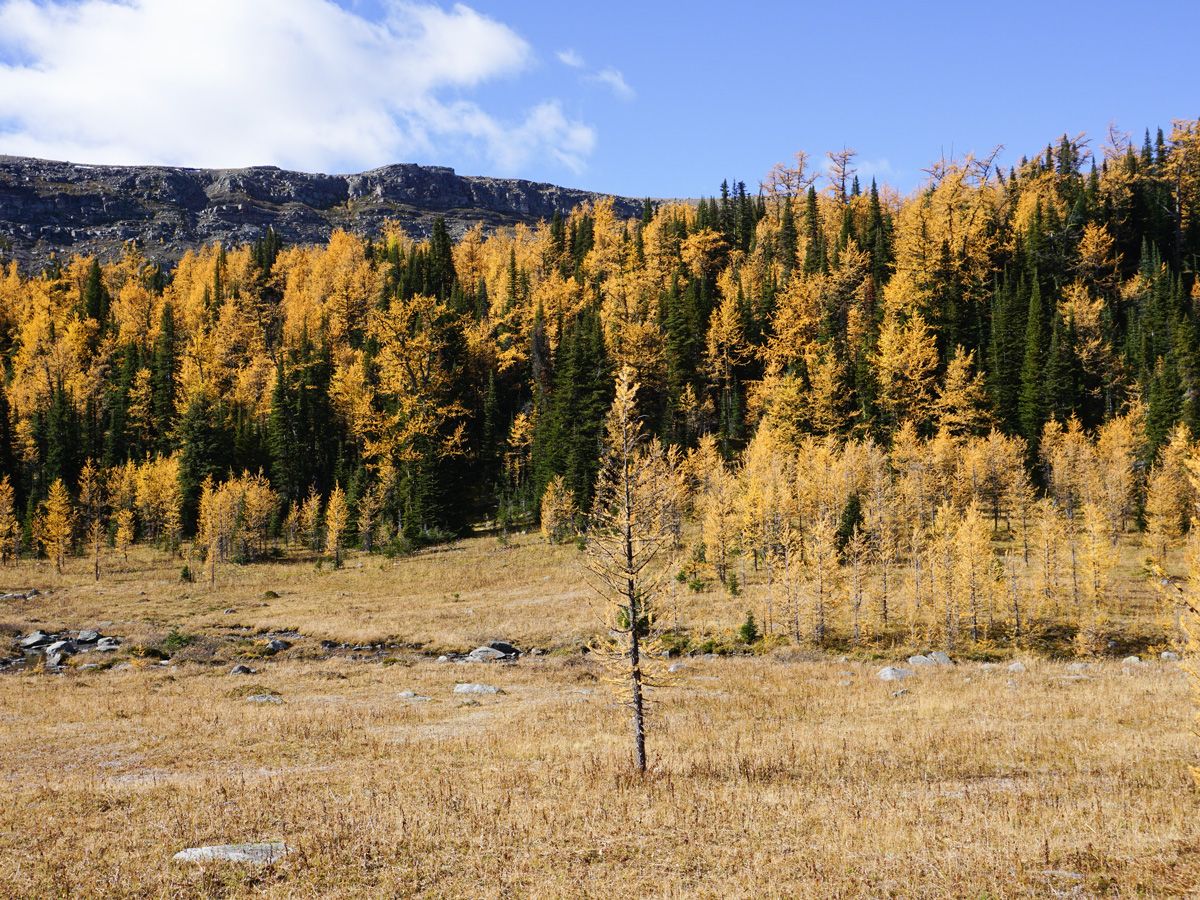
[94,638,119,653]
[229,664,255,676]
[930,651,953,666]
[265,639,291,654]
[668,662,686,673]
[453,683,502,695]
[245,694,282,704]
[19,631,51,650]
[1007,661,1027,673]
[486,640,520,657]
[877,666,912,682]
[1122,655,1143,666]
[173,842,289,864]
[466,646,508,663]
[44,652,66,668]
[1161,651,1181,661]
[76,630,100,644]
[398,690,431,702]
[907,654,934,666]
[45,640,77,657]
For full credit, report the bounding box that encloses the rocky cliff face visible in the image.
[0,155,644,270]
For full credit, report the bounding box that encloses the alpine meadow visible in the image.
[3,0,1200,894]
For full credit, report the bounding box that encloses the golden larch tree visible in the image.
[585,367,679,774]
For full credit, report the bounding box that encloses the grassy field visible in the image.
[0,533,1198,897]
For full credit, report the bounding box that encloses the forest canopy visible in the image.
[3,120,1200,552]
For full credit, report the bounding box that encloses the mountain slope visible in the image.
[0,155,644,270]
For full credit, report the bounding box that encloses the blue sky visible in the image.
[1,0,1196,198]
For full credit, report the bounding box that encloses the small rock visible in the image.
[1007,661,1027,673]
[94,638,119,652]
[930,651,953,665]
[1161,651,1180,661]
[1122,655,1143,666]
[44,652,66,668]
[265,639,291,654]
[436,655,451,663]
[223,608,236,615]
[245,694,282,704]
[529,648,544,657]
[907,654,934,666]
[320,640,339,650]
[453,682,502,695]
[398,690,431,702]
[668,662,686,673]
[890,688,908,697]
[173,842,289,864]
[19,631,51,650]
[76,630,100,644]
[229,664,255,676]
[45,640,77,656]
[1066,662,1089,672]
[466,645,508,663]
[877,666,912,682]
[979,662,999,670]
[837,679,852,687]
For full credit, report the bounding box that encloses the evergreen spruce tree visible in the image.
[1018,278,1046,445]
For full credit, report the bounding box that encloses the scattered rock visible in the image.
[837,679,852,687]
[930,651,953,665]
[44,652,66,668]
[436,655,451,664]
[907,654,934,666]
[265,639,291,654]
[1066,662,1090,672]
[1161,651,1181,661]
[890,688,908,697]
[453,683,502,695]
[173,842,289,865]
[529,648,544,657]
[230,664,255,676]
[877,666,912,682]
[487,640,520,657]
[398,690,431,702]
[0,589,39,601]
[223,608,236,615]
[1122,655,1143,666]
[94,638,119,653]
[668,662,686,673]
[76,630,99,644]
[245,694,282,704]
[1007,661,1027,673]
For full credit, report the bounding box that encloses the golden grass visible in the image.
[0,534,1197,896]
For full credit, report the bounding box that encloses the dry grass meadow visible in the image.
[1,532,1199,897]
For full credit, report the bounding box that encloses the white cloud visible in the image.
[0,0,596,175]
[556,48,585,68]
[590,67,634,101]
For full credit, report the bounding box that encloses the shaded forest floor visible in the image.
[0,533,1197,896]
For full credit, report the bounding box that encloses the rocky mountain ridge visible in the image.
[0,155,645,270]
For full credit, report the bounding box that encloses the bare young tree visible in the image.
[586,367,678,774]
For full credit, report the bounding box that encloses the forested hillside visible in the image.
[2,121,1200,579]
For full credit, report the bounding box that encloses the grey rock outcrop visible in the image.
[0,155,645,270]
